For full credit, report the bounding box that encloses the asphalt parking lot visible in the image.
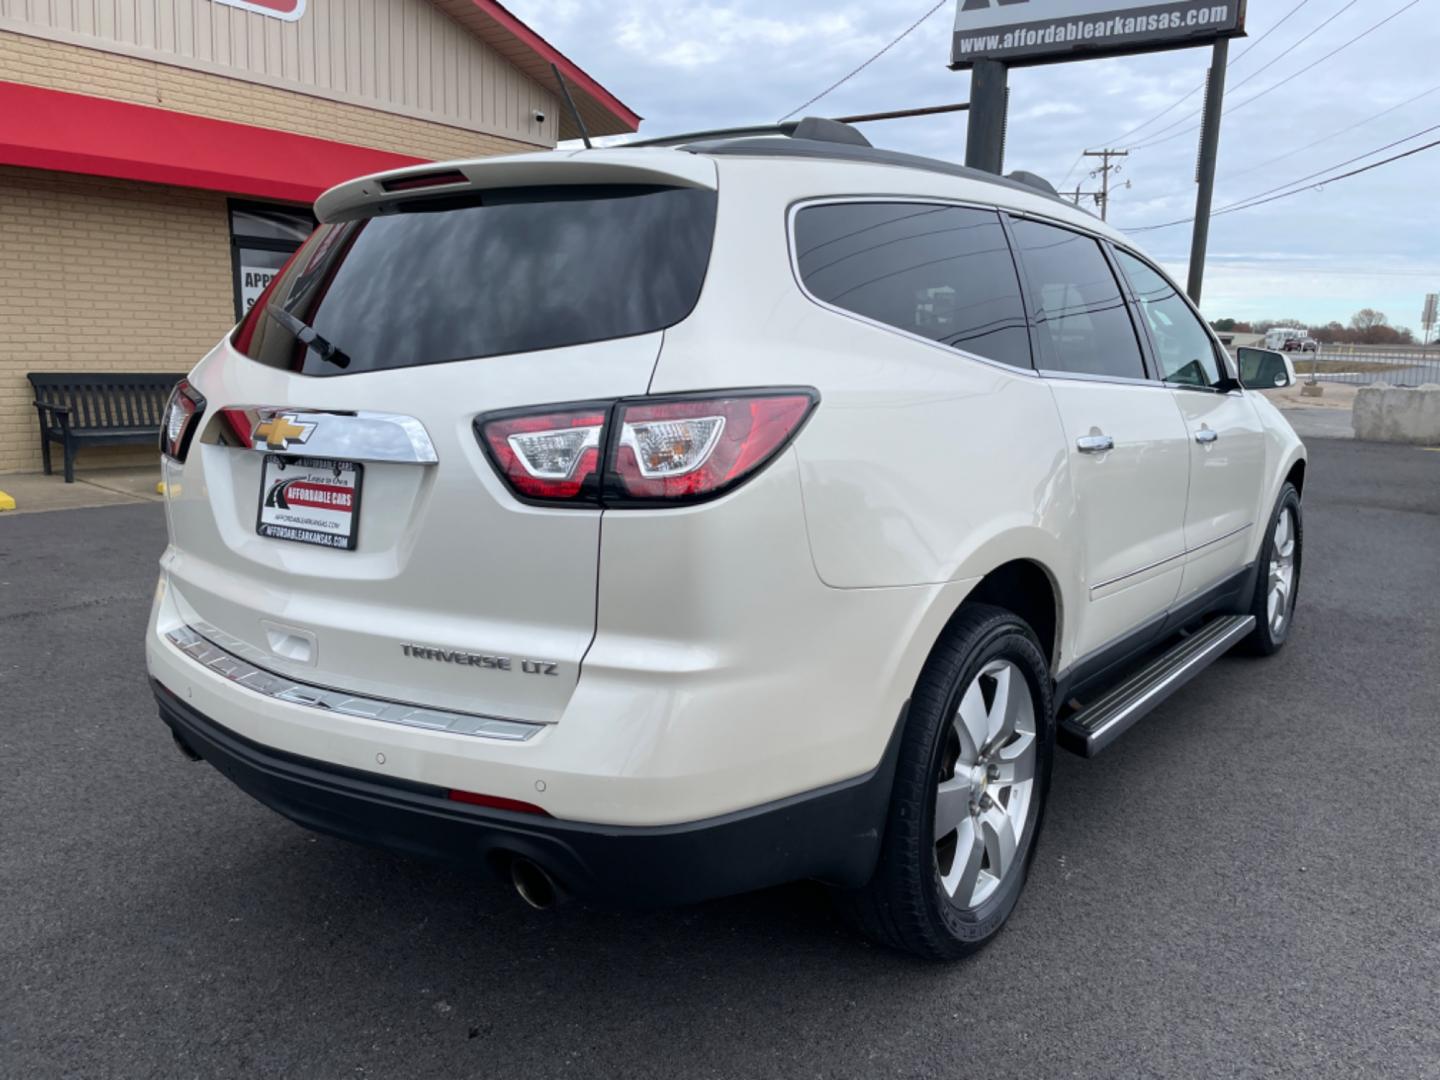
[2,437,1438,1079]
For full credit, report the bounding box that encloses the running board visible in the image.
[1058,615,1256,758]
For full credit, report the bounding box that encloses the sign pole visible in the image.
[1186,36,1229,305]
[965,59,1008,175]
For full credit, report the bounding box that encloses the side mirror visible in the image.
[1237,347,1296,390]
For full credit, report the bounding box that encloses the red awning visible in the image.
[0,81,427,205]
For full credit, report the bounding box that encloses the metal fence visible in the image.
[1290,348,1440,387]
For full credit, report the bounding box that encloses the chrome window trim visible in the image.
[218,407,440,464]
[785,195,1041,379]
[1037,368,1171,390]
[164,623,543,742]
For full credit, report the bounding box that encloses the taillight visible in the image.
[608,393,816,503]
[477,404,608,504]
[474,389,818,508]
[160,379,206,462]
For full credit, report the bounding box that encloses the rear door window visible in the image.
[232,185,717,375]
[793,202,1032,369]
[1008,218,1147,381]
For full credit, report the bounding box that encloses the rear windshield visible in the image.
[231,185,717,376]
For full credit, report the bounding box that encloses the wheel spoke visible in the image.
[980,804,1018,882]
[991,732,1036,784]
[942,816,984,902]
[955,679,989,764]
[934,776,971,842]
[984,662,1013,749]
[1273,511,1290,553]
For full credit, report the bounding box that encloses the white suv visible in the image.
[147,118,1306,959]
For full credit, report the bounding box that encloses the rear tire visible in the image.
[1239,482,1302,656]
[839,604,1054,960]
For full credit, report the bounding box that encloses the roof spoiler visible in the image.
[314,150,717,223]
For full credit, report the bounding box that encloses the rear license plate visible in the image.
[256,454,363,550]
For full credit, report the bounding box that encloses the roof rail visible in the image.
[623,117,1073,211]
[1005,170,1059,197]
[628,116,872,149]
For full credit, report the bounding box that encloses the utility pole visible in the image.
[1063,187,1105,214]
[1082,149,1129,222]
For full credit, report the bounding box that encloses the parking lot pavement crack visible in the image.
[0,591,153,624]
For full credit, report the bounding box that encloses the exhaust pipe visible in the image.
[510,857,560,910]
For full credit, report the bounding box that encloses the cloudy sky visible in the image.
[511,0,1439,333]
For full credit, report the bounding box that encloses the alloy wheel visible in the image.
[1268,507,1297,635]
[933,659,1037,909]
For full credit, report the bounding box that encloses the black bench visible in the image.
[28,372,183,483]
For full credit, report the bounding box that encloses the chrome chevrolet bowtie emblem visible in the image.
[254,414,316,451]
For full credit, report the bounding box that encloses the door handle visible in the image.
[1194,428,1219,445]
[1076,434,1114,454]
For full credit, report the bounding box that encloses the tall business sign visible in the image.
[951,0,1246,305]
[951,0,1246,68]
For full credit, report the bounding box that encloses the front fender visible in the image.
[1248,392,1307,561]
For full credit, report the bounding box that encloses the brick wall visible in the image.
[0,33,536,474]
[0,31,540,161]
[0,168,236,473]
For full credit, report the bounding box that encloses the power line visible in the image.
[1058,152,1086,188]
[1103,0,1316,148]
[1130,0,1417,152]
[1125,131,1440,231]
[1206,0,1361,99]
[1225,81,1440,180]
[1124,0,1357,150]
[1199,121,1440,216]
[778,1,947,122]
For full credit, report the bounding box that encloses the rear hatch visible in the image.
[165,153,718,723]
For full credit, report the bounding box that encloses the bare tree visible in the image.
[1349,309,1389,333]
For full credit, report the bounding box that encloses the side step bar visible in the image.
[1058,615,1256,758]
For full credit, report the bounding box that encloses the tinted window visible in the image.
[1115,250,1222,387]
[230,204,313,245]
[228,200,316,320]
[1009,218,1145,380]
[794,202,1032,369]
[232,186,717,375]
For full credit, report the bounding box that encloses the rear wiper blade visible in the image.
[268,306,351,369]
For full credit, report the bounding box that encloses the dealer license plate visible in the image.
[256,454,363,550]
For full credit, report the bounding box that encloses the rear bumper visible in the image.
[154,679,902,907]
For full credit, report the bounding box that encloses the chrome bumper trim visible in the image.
[163,624,543,742]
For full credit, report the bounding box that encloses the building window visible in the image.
[229,200,316,320]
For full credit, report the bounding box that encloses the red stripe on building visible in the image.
[0,81,426,205]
